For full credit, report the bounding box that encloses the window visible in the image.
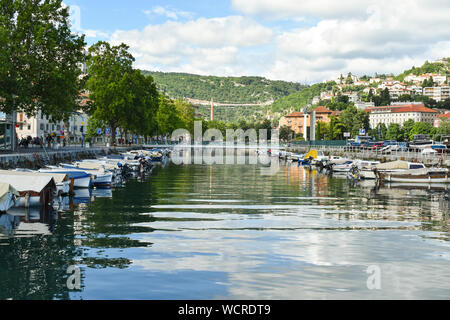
[40,123,44,131]
[46,124,49,131]
[52,125,55,131]
[56,125,61,131]
[27,125,31,130]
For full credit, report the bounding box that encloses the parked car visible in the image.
[371,142,384,150]
[421,148,437,155]
[383,140,397,147]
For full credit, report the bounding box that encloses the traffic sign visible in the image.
[105,128,111,135]
[96,128,102,135]
[359,128,366,135]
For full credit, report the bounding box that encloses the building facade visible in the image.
[423,86,450,102]
[367,104,438,129]
[16,109,89,144]
[278,106,339,135]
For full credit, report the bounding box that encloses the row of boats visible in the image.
[276,149,450,184]
[0,148,169,213]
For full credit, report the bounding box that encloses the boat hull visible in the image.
[377,171,450,183]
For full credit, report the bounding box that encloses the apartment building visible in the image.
[366,104,438,129]
[423,86,450,102]
[16,110,89,143]
[404,73,447,85]
[278,106,340,135]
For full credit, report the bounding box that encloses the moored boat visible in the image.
[39,168,92,188]
[373,160,450,183]
[0,172,56,207]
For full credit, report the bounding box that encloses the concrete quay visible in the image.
[0,146,137,170]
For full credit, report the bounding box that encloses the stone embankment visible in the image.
[0,146,136,170]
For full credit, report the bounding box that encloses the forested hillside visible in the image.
[141,71,305,104]
[270,82,336,113]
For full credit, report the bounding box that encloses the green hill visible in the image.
[396,59,450,81]
[141,71,305,104]
[270,82,336,113]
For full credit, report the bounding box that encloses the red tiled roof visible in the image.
[312,106,332,114]
[286,112,304,117]
[392,106,437,113]
[286,106,333,117]
[365,104,437,114]
[438,113,450,119]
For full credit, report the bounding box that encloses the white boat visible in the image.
[332,160,354,172]
[374,160,450,183]
[354,160,381,179]
[39,168,92,188]
[58,164,113,187]
[74,160,121,175]
[0,182,19,212]
[289,153,304,161]
[328,156,352,165]
[0,171,56,207]
[14,169,71,195]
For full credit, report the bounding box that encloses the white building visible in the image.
[355,101,375,110]
[312,96,321,105]
[404,73,447,85]
[16,109,89,144]
[367,104,438,129]
[423,86,450,102]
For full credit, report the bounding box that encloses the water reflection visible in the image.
[0,160,448,299]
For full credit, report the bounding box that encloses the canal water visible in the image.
[0,160,449,300]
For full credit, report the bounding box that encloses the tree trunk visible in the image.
[111,126,117,147]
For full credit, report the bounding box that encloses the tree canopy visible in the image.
[0,0,86,120]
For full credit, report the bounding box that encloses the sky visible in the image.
[65,0,450,84]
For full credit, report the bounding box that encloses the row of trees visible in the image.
[0,0,86,122]
[82,42,197,143]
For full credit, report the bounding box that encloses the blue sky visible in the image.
[65,0,450,83]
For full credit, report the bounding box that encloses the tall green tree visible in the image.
[174,99,196,134]
[120,70,159,139]
[86,41,135,144]
[156,95,182,136]
[385,123,403,141]
[409,122,434,141]
[340,105,370,137]
[401,119,415,141]
[0,0,86,119]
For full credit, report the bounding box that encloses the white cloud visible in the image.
[231,0,376,20]
[258,0,450,82]
[143,6,193,20]
[109,16,273,76]
[105,1,450,84]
